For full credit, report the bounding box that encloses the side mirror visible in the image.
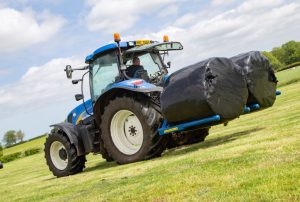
[167,61,171,68]
[75,94,83,101]
[65,65,73,79]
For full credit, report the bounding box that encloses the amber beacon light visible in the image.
[114,33,121,42]
[163,35,169,42]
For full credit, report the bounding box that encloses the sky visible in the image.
[0,0,300,141]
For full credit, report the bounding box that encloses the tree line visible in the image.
[2,130,25,147]
[263,40,300,71]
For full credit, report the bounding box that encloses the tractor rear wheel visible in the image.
[44,131,86,177]
[99,137,114,162]
[100,96,166,164]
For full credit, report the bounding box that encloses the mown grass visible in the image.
[3,136,46,155]
[276,66,300,87]
[0,70,299,201]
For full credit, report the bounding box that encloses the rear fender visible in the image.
[93,79,162,125]
[50,123,85,156]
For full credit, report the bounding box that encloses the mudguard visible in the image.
[93,79,162,124]
[106,79,163,93]
[50,123,85,156]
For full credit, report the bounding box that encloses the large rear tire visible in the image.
[99,137,114,162]
[44,131,86,177]
[100,96,166,164]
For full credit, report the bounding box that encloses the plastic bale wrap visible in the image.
[231,51,277,108]
[160,57,248,123]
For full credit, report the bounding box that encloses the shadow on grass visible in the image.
[84,161,118,173]
[44,161,118,181]
[164,127,265,157]
[44,127,264,179]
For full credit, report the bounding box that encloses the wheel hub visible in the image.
[129,126,137,136]
[59,148,67,161]
[110,110,143,155]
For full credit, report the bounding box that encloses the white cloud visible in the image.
[0,56,94,139]
[158,5,179,18]
[211,0,238,7]
[85,0,177,32]
[0,57,86,117]
[0,7,66,53]
[123,1,300,70]
[237,0,284,13]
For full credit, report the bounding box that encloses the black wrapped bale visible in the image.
[231,51,277,108]
[160,57,248,123]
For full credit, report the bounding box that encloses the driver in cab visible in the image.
[126,57,145,78]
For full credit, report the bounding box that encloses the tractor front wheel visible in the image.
[44,131,86,177]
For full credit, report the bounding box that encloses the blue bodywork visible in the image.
[67,99,93,125]
[158,115,221,135]
[105,79,157,90]
[67,79,159,125]
[85,42,129,63]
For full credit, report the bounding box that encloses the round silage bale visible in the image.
[231,51,277,108]
[161,57,248,123]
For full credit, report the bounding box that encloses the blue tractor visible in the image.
[44,34,193,177]
[44,34,278,177]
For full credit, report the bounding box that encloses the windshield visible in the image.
[125,53,162,77]
[91,52,119,100]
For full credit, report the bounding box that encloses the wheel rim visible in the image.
[110,110,143,155]
[50,141,68,170]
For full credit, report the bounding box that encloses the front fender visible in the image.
[50,123,85,156]
[108,79,163,93]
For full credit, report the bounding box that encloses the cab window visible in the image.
[126,53,162,76]
[91,52,119,100]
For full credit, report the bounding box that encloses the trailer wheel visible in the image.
[167,128,209,148]
[184,128,210,144]
[44,131,86,177]
[100,96,166,164]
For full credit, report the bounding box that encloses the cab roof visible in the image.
[85,42,129,64]
[85,40,156,63]
[85,40,183,64]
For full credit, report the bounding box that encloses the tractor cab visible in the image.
[85,35,183,101]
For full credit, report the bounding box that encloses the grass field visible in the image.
[2,136,46,156]
[276,66,300,87]
[0,70,299,201]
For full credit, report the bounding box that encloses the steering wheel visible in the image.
[149,71,163,84]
